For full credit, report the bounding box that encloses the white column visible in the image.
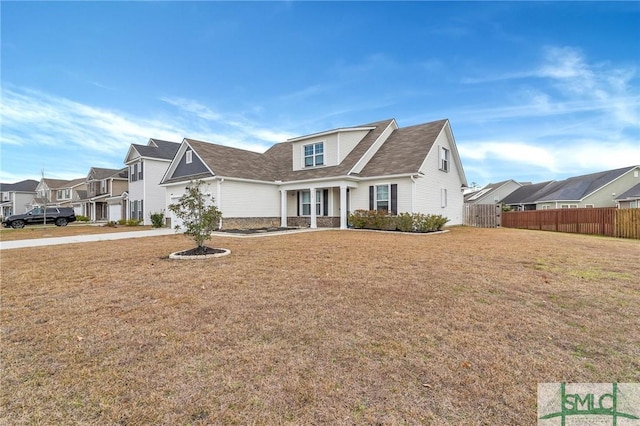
[280,190,287,228]
[340,185,348,229]
[310,187,317,229]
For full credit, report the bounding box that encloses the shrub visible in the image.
[117,219,128,226]
[126,219,142,226]
[168,180,222,249]
[149,211,165,228]
[76,215,89,222]
[105,221,118,227]
[348,210,449,233]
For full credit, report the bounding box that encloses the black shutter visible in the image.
[391,184,397,215]
[323,189,329,216]
[297,192,300,216]
[369,186,374,210]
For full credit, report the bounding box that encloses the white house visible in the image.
[124,138,180,225]
[160,118,468,229]
[0,179,38,219]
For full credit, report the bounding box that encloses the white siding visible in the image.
[414,130,465,225]
[349,178,412,213]
[219,180,280,217]
[108,204,122,222]
[142,160,171,225]
[291,129,371,171]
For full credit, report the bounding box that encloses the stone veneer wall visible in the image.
[221,216,341,229]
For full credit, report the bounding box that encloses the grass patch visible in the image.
[1,227,639,424]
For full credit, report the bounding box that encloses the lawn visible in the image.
[1,227,639,424]
[0,223,154,242]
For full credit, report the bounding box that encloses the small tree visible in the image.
[168,180,222,251]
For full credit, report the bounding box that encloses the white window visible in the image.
[375,185,389,211]
[439,146,449,172]
[441,188,447,208]
[300,190,324,216]
[130,164,138,182]
[138,161,143,181]
[541,205,549,210]
[584,204,594,208]
[185,150,193,164]
[56,189,71,200]
[569,205,578,209]
[303,143,324,167]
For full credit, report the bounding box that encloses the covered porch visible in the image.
[278,181,358,230]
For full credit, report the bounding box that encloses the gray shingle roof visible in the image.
[170,118,450,184]
[133,139,180,160]
[615,182,640,201]
[89,167,128,180]
[500,181,555,204]
[536,166,637,202]
[464,179,515,202]
[0,179,39,192]
[359,119,447,177]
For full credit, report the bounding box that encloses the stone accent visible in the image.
[286,216,340,228]
[221,217,281,230]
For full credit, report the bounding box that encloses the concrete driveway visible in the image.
[0,228,176,250]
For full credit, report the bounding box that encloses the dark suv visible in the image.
[2,207,77,229]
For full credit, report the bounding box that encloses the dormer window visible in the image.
[186,150,193,164]
[304,143,324,167]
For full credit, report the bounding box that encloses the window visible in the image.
[299,190,325,216]
[303,143,324,167]
[130,164,138,182]
[439,146,449,172]
[185,150,193,164]
[57,189,71,199]
[584,204,594,208]
[541,205,549,210]
[441,188,448,208]
[138,161,143,181]
[376,185,389,211]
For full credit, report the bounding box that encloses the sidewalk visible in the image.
[0,228,176,250]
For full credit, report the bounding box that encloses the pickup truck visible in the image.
[2,207,77,229]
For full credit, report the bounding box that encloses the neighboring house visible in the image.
[615,183,640,208]
[32,178,71,208]
[124,138,180,225]
[33,178,87,209]
[0,179,38,219]
[500,181,555,211]
[535,165,640,209]
[161,118,468,229]
[76,167,129,222]
[464,180,522,205]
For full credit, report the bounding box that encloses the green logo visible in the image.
[538,383,639,425]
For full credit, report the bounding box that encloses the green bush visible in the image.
[126,219,142,226]
[117,219,128,226]
[75,215,89,222]
[349,210,449,233]
[150,211,165,228]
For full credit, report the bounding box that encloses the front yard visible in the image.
[1,227,638,424]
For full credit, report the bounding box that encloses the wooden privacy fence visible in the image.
[502,207,640,239]
[464,204,501,228]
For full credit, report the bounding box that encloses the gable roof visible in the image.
[464,179,518,202]
[161,118,463,185]
[615,182,640,201]
[129,139,180,162]
[0,179,39,192]
[535,166,638,202]
[88,167,128,180]
[358,119,447,177]
[42,178,71,189]
[500,181,555,205]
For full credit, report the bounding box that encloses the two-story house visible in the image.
[161,118,467,229]
[124,138,180,225]
[77,167,129,222]
[0,179,38,219]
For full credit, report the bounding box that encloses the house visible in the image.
[0,179,38,219]
[615,183,640,208]
[534,165,640,209]
[499,181,555,211]
[161,118,467,229]
[464,180,522,205]
[32,178,87,210]
[75,167,129,222]
[124,138,180,225]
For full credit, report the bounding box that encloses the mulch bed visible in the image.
[217,227,299,234]
[173,246,228,256]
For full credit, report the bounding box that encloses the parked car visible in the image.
[1,207,77,229]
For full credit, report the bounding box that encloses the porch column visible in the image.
[310,187,317,229]
[340,185,348,229]
[280,190,287,228]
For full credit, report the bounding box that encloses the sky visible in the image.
[1,1,639,187]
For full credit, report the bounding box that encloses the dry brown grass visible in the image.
[0,224,154,242]
[1,227,639,424]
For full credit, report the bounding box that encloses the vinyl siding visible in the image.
[349,178,412,214]
[415,130,464,225]
[219,180,280,217]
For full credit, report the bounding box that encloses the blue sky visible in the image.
[1,1,638,187]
